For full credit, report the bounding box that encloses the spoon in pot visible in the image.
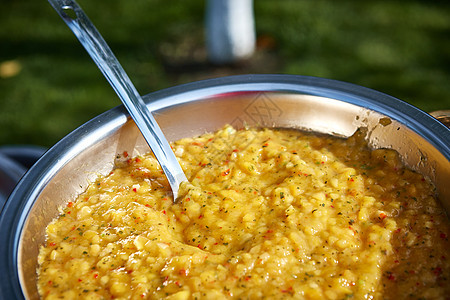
[48,0,188,200]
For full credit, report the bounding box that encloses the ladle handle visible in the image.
[48,0,187,199]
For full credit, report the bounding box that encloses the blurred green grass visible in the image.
[1,0,449,148]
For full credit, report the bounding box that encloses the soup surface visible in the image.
[37,125,450,299]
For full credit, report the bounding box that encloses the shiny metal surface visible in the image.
[430,110,450,128]
[0,75,448,299]
[48,0,187,199]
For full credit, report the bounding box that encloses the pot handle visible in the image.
[429,110,450,128]
[0,146,46,213]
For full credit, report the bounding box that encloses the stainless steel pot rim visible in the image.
[0,74,448,299]
[146,75,449,149]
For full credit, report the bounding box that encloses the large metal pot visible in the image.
[0,74,449,299]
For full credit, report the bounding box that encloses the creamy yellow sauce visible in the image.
[37,125,450,299]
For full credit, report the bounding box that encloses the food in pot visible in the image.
[37,125,450,299]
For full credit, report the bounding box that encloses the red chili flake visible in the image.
[192,142,203,146]
[433,267,442,276]
[197,244,202,249]
[409,270,416,274]
[67,211,71,214]
[267,229,274,233]
[394,260,399,263]
[93,273,98,279]
[440,233,447,239]
[281,286,293,293]
[179,269,187,276]
[162,197,168,201]
[395,228,402,233]
[162,210,166,215]
[133,188,137,192]
[175,281,181,287]
[222,169,231,176]
[135,157,141,163]
[387,273,395,281]
[232,149,239,152]
[47,281,53,286]
[379,213,387,220]
[145,204,151,207]
[330,205,335,208]
[67,202,73,207]
[198,215,204,219]
[48,242,56,247]
[127,270,133,274]
[123,151,129,158]
[349,178,355,182]
[244,276,251,281]
[78,278,82,282]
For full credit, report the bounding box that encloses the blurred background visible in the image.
[1,0,449,149]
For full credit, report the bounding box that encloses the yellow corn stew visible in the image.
[37,125,450,299]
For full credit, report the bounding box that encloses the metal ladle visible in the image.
[48,0,188,200]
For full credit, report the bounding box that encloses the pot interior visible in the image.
[11,80,450,299]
